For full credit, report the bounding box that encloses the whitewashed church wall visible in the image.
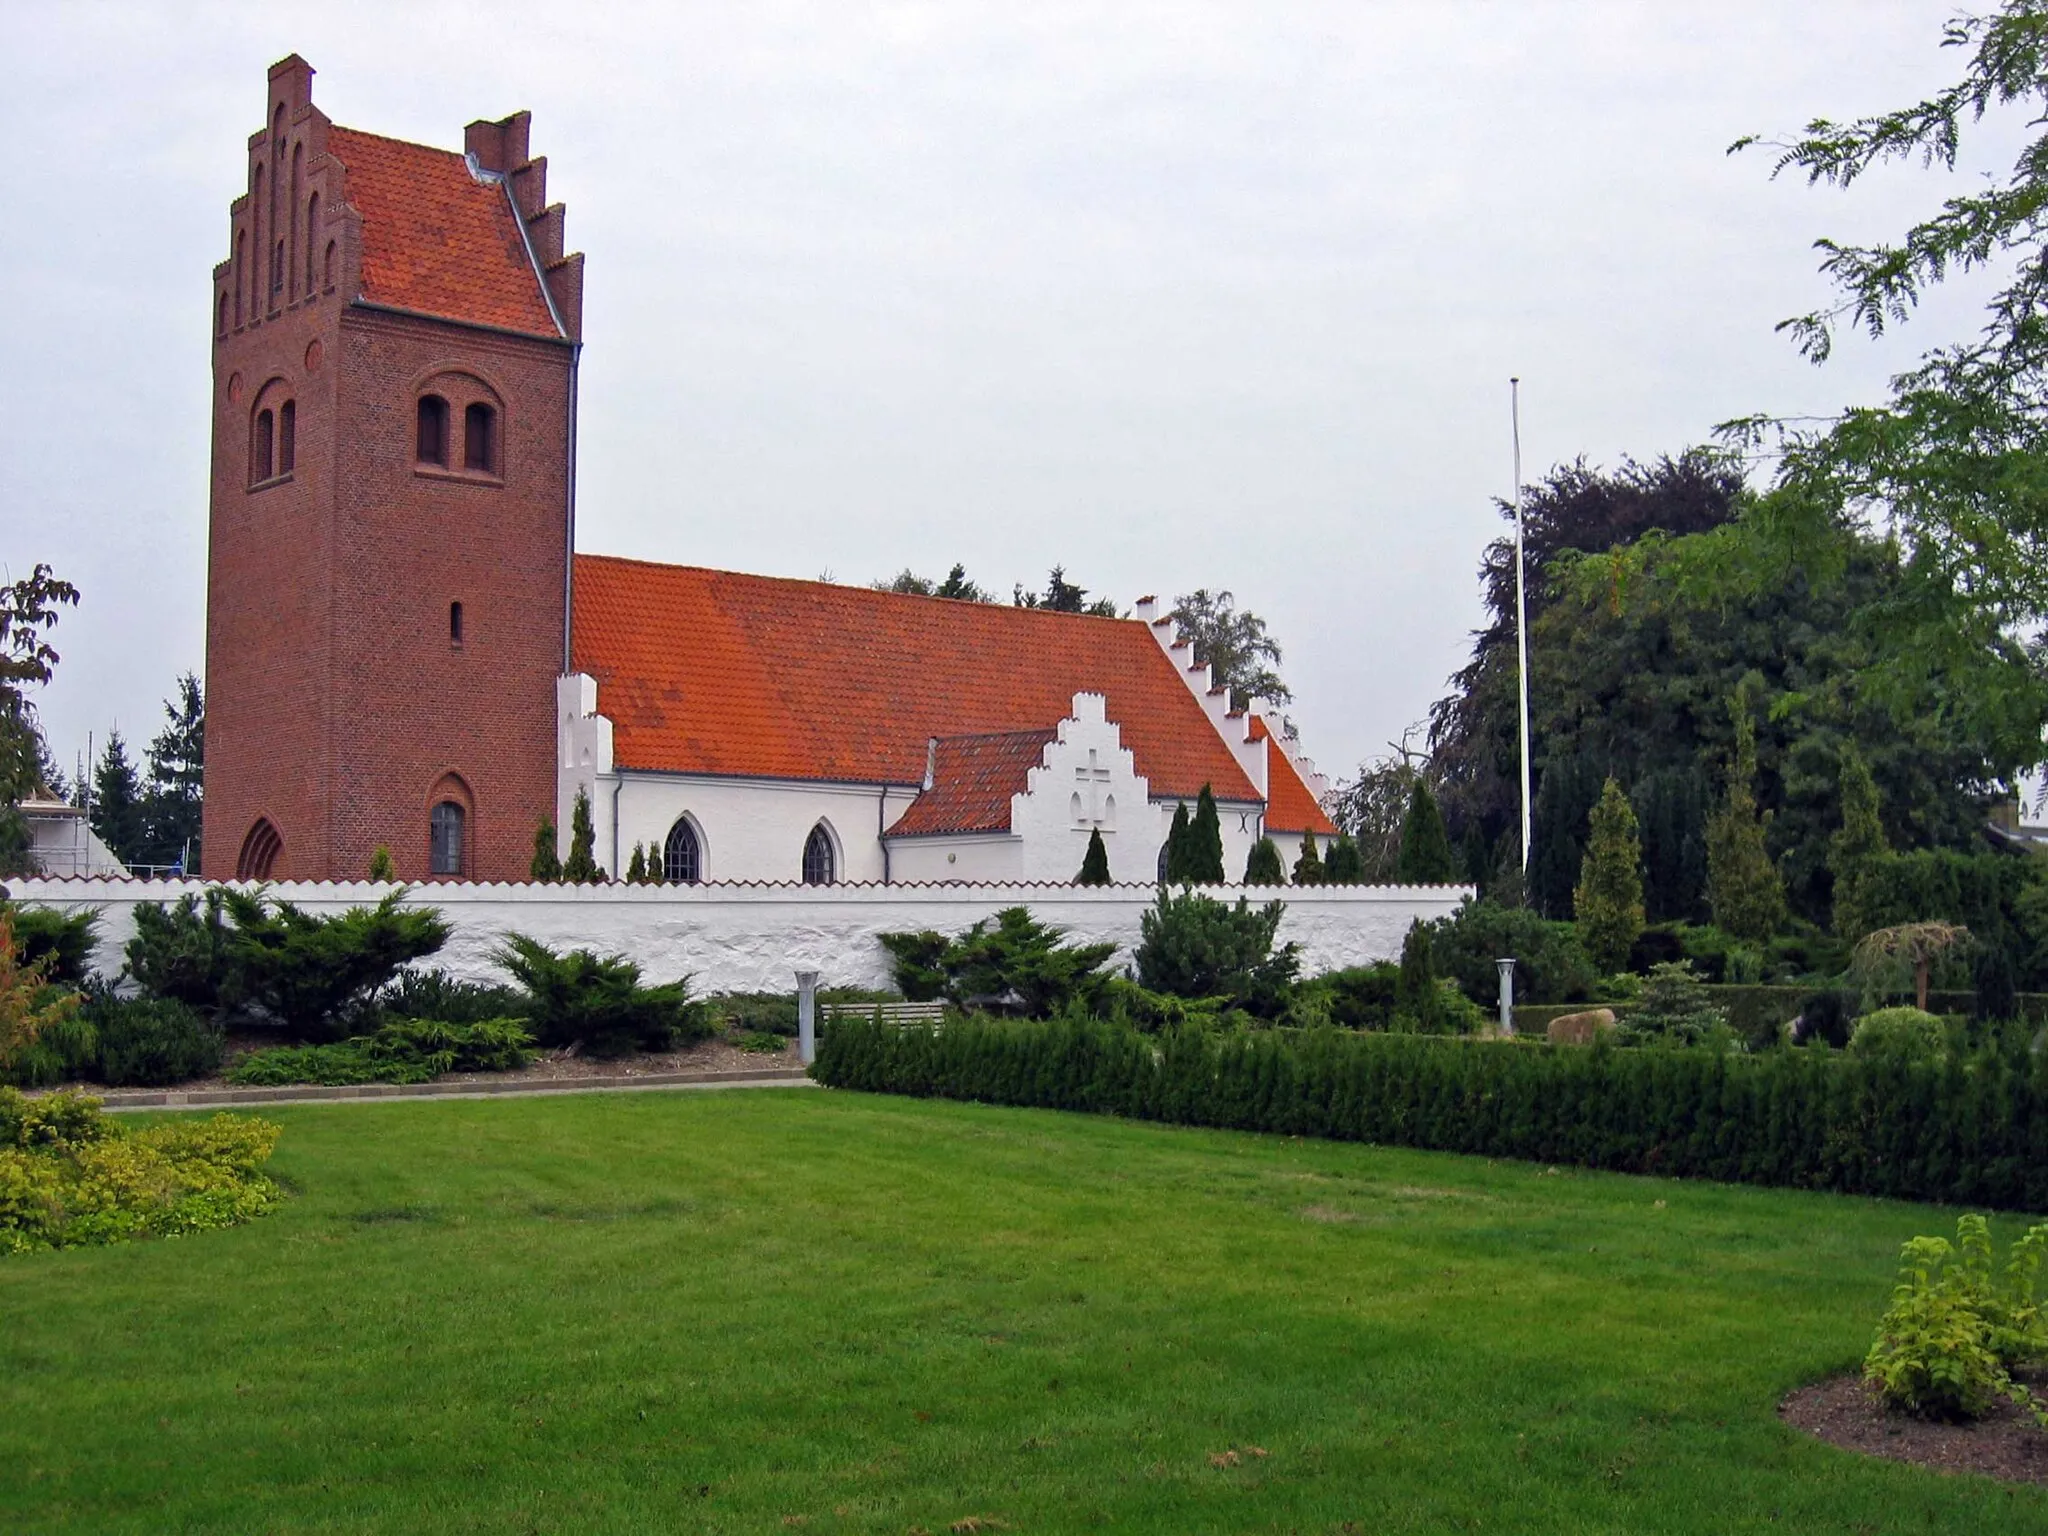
[608,774,920,884]
[885,834,1023,883]
[8,877,1474,997]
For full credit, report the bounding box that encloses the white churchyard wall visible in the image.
[7,877,1473,996]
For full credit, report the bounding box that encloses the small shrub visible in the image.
[0,1088,282,1256]
[84,993,223,1087]
[734,1030,788,1055]
[1133,889,1298,1018]
[2,906,98,985]
[1428,899,1598,1006]
[1849,1006,1948,1060]
[495,934,709,1056]
[0,912,83,1086]
[375,968,529,1025]
[1300,964,1401,1030]
[1864,1215,2048,1423]
[880,909,1115,1016]
[227,1016,535,1086]
[1616,962,1726,1046]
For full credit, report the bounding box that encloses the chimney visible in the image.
[923,738,938,792]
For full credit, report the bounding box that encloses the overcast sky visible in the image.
[1,2,2014,794]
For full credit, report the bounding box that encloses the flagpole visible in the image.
[1512,379,1531,873]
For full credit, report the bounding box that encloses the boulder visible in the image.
[1546,1008,1617,1046]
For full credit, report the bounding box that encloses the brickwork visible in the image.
[202,55,578,881]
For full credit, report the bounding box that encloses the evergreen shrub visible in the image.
[813,1012,2048,1209]
[1242,837,1286,885]
[1133,889,1299,1018]
[2,906,97,985]
[227,1016,535,1086]
[1849,1006,1949,1061]
[495,934,709,1056]
[83,992,223,1087]
[1428,899,1597,1006]
[879,908,1115,1016]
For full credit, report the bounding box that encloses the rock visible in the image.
[1546,1008,1617,1046]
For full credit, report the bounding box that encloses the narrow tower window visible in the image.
[252,408,275,483]
[664,818,702,884]
[323,240,337,290]
[802,823,836,886]
[272,240,285,296]
[236,818,283,879]
[416,395,449,465]
[304,193,320,290]
[449,601,464,647]
[217,292,229,337]
[235,231,246,325]
[278,400,295,475]
[429,801,466,876]
[463,402,497,473]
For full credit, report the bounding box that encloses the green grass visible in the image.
[2,1089,2044,1534]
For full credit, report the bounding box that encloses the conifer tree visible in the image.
[563,789,602,883]
[141,672,204,871]
[1828,746,1888,939]
[1292,831,1324,885]
[1162,802,1192,885]
[1574,777,1645,972]
[1324,833,1366,884]
[1395,779,1457,883]
[1243,836,1285,885]
[368,846,395,882]
[89,729,146,867]
[1396,918,1445,1031]
[1188,784,1226,883]
[530,816,562,882]
[626,844,648,884]
[1077,827,1112,885]
[1706,689,1787,941]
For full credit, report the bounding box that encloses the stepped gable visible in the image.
[887,730,1059,838]
[570,555,1263,803]
[1250,717,1337,835]
[326,126,560,336]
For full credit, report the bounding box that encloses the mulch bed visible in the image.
[1781,1368,2048,1484]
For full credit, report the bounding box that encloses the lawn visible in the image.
[2,1088,2043,1534]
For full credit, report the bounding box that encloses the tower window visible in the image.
[802,823,836,885]
[252,408,275,483]
[449,601,464,646]
[272,239,284,297]
[217,292,228,337]
[235,232,246,325]
[323,240,336,291]
[305,193,320,290]
[463,402,497,473]
[429,801,466,876]
[236,818,283,879]
[417,395,449,465]
[664,818,702,884]
[278,400,296,475]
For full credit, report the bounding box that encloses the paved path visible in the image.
[95,1066,815,1112]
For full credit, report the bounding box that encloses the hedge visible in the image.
[812,1014,2048,1210]
[1511,987,2048,1038]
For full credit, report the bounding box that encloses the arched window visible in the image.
[278,400,296,475]
[417,395,449,465]
[463,402,497,473]
[664,818,702,884]
[802,823,836,885]
[272,240,285,297]
[304,193,320,291]
[217,291,229,337]
[235,231,246,325]
[236,818,283,879]
[289,143,303,297]
[1157,842,1170,883]
[252,408,275,483]
[323,240,337,291]
[429,801,466,876]
[449,600,464,647]
[271,103,285,149]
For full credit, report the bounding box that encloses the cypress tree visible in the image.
[530,816,562,882]
[1706,690,1787,941]
[1292,831,1324,885]
[1188,785,1226,883]
[1574,777,1645,972]
[1395,779,1457,883]
[1077,827,1112,885]
[1829,746,1888,939]
[1163,802,1192,884]
[1395,919,1445,1030]
[626,844,648,883]
[563,789,602,883]
[1324,833,1366,884]
[1243,836,1285,885]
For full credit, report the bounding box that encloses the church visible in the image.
[201,56,1337,886]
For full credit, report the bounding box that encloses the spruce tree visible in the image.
[1163,802,1192,884]
[626,843,648,883]
[1292,831,1324,886]
[1324,833,1366,884]
[1395,779,1457,883]
[1188,785,1226,883]
[368,846,395,882]
[1077,827,1112,885]
[1243,836,1285,885]
[563,789,602,883]
[1706,690,1787,941]
[1574,777,1645,973]
[1396,918,1445,1031]
[89,729,146,867]
[530,816,562,882]
[141,672,204,871]
[1828,746,1888,939]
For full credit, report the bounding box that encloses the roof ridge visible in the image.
[328,123,466,160]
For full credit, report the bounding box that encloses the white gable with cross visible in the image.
[1009,692,1164,883]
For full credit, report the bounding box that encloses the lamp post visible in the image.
[795,969,820,1066]
[1495,957,1517,1036]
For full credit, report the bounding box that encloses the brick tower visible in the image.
[202,55,583,882]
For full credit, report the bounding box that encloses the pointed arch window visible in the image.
[429,801,467,876]
[237,818,283,879]
[802,824,836,885]
[664,818,702,884]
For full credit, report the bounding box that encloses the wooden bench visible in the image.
[820,1000,948,1027]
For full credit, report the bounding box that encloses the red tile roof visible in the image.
[570,555,1263,803]
[885,731,1056,837]
[327,126,559,337]
[1251,716,1337,834]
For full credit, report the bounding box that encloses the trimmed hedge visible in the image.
[1512,987,2048,1039]
[813,1014,2048,1210]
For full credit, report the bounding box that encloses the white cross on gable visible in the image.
[1074,748,1113,828]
